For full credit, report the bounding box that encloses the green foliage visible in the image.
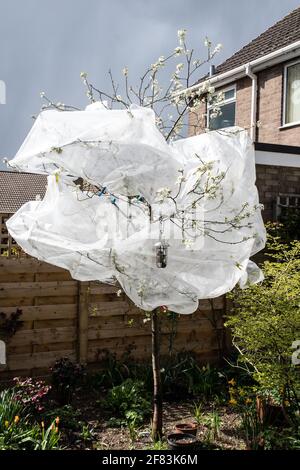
[162,353,226,401]
[262,425,300,450]
[44,404,81,430]
[89,350,153,391]
[0,308,23,339]
[0,389,24,429]
[226,233,300,411]
[103,379,151,427]
[146,440,168,450]
[0,389,60,450]
[51,357,86,405]
[13,377,51,415]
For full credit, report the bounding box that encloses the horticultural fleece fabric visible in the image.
[7,103,266,314]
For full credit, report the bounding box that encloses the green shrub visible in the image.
[162,352,226,401]
[226,233,300,413]
[44,404,81,430]
[104,379,151,427]
[0,389,60,450]
[51,357,86,405]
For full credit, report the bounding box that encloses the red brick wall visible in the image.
[189,60,300,144]
[188,101,206,137]
[256,164,300,221]
[257,62,300,146]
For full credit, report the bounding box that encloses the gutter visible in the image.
[174,39,300,97]
[245,64,257,142]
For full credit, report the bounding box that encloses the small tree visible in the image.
[226,230,300,414]
[8,30,264,441]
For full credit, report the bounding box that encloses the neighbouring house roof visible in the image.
[0,171,47,213]
[199,6,300,82]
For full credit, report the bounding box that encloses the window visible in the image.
[207,86,236,130]
[284,61,300,125]
[276,193,300,240]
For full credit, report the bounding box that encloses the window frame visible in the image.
[283,59,300,127]
[207,84,236,130]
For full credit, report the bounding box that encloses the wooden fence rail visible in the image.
[0,256,227,378]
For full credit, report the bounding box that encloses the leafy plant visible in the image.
[0,389,60,450]
[13,377,51,414]
[0,389,25,430]
[80,423,96,444]
[162,352,226,401]
[51,357,86,405]
[193,402,205,425]
[226,232,300,415]
[0,309,23,339]
[104,379,151,427]
[146,440,168,450]
[45,405,81,430]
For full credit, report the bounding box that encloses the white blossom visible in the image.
[212,43,223,54]
[176,175,186,185]
[122,67,128,76]
[156,187,171,201]
[183,239,194,249]
[116,95,122,101]
[40,91,45,98]
[204,36,212,48]
[177,29,187,45]
[80,71,88,79]
[174,46,184,55]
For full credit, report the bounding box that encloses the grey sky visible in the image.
[1,0,300,170]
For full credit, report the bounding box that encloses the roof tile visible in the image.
[0,171,47,213]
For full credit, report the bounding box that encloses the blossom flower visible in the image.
[40,91,45,98]
[229,398,237,406]
[5,421,9,428]
[177,29,187,45]
[116,95,122,101]
[176,63,184,72]
[122,67,128,76]
[176,175,186,185]
[156,187,171,201]
[14,415,20,424]
[183,239,194,249]
[204,36,212,48]
[174,46,184,55]
[245,398,252,405]
[228,378,236,387]
[212,43,223,54]
[80,72,88,79]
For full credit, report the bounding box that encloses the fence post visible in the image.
[78,281,89,364]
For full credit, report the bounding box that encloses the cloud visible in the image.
[0,0,299,169]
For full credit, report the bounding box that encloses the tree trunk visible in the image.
[151,308,163,441]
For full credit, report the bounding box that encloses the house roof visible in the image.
[0,171,47,214]
[205,6,300,79]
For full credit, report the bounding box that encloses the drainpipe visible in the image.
[245,64,257,142]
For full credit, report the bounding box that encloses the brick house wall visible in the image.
[257,62,300,146]
[256,164,300,221]
[188,60,300,222]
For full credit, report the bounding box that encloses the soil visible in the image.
[61,392,246,450]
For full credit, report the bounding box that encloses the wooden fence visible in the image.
[0,256,227,378]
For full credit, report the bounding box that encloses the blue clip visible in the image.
[97,187,106,197]
[110,196,117,205]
